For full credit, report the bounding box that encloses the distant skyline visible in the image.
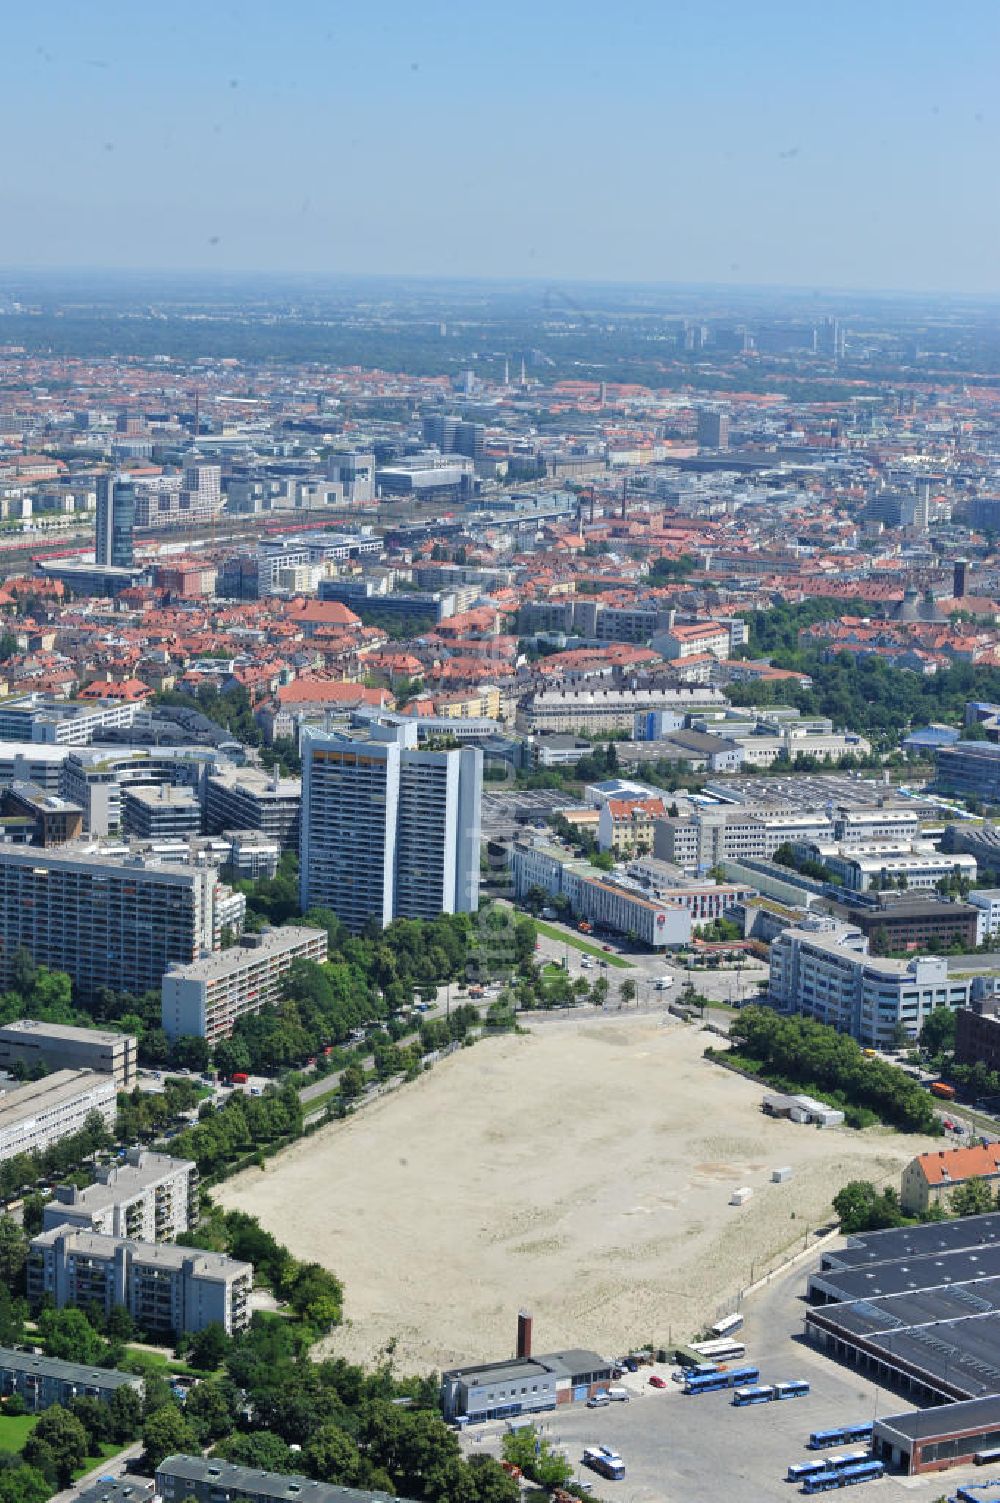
[2,1,999,294]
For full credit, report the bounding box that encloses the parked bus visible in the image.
[975,1446,1000,1464]
[582,1446,625,1481]
[672,1362,720,1384]
[802,1459,885,1492]
[788,1461,832,1484]
[684,1364,759,1395]
[711,1312,745,1339]
[733,1384,776,1406]
[774,1380,810,1401]
[691,1338,747,1362]
[808,1424,873,1450]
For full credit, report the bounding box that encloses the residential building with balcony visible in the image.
[43,1149,198,1241]
[157,1456,412,1503]
[28,1228,252,1335]
[161,925,328,1041]
[0,1069,117,1160]
[0,1347,142,1413]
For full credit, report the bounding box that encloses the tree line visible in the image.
[722,1008,943,1134]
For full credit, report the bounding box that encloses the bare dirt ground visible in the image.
[217,1016,936,1373]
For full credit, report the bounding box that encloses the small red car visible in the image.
[648,1374,667,1389]
[602,944,612,952]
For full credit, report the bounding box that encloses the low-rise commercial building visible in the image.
[0,692,141,745]
[43,1148,197,1240]
[441,1346,613,1423]
[0,1019,137,1088]
[157,1456,411,1503]
[0,1346,143,1413]
[28,1227,252,1335]
[510,838,690,948]
[0,781,83,845]
[0,1069,117,1160]
[161,925,328,1041]
[936,740,1000,803]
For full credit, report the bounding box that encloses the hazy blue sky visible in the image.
[3,0,999,291]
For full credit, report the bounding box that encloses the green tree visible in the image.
[501,1425,572,1489]
[920,1007,958,1057]
[142,1404,199,1470]
[465,1453,521,1503]
[0,1216,27,1288]
[0,1463,50,1503]
[109,1383,144,1443]
[619,979,637,1007]
[184,1380,236,1443]
[24,1405,89,1487]
[951,1177,995,1217]
[186,1321,230,1372]
[303,1423,362,1485]
[37,1306,107,1365]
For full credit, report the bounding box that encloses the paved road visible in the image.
[50,1444,145,1503]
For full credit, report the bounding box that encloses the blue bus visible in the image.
[808,1424,873,1450]
[801,1459,884,1493]
[788,1460,831,1484]
[733,1384,776,1406]
[774,1380,810,1401]
[684,1364,760,1395]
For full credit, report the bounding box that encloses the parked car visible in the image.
[648,1375,667,1389]
[586,1393,611,1408]
[602,944,612,952]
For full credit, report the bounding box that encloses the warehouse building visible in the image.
[804,1215,1000,1474]
[0,1018,137,1088]
[28,1227,252,1336]
[161,924,328,1041]
[0,1069,117,1160]
[0,1346,142,1412]
[43,1148,197,1241]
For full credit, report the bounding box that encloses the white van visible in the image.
[654,976,673,991]
[608,1386,631,1403]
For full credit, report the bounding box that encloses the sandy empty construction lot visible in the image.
[217,1017,936,1372]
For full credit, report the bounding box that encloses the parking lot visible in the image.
[459,1257,992,1500]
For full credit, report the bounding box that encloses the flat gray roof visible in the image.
[813,1242,1000,1303]
[0,1069,114,1128]
[0,1019,131,1048]
[824,1212,1000,1272]
[0,1345,140,1390]
[156,1455,411,1503]
[163,925,326,982]
[875,1394,1000,1444]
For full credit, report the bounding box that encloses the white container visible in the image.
[772,1166,793,1183]
[730,1186,753,1206]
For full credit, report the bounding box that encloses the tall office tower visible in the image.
[94,475,136,568]
[299,719,482,931]
[696,409,730,450]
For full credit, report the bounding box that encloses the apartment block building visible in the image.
[205,766,302,852]
[157,1456,412,1503]
[767,919,983,1047]
[161,925,328,1041]
[0,1019,137,1088]
[300,719,481,931]
[43,1148,197,1241]
[28,1228,252,1336]
[0,1070,117,1161]
[0,1347,143,1413]
[0,842,236,1000]
[61,746,215,837]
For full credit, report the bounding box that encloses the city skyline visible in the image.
[3,1,1000,292]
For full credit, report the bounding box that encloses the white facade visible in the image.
[0,1070,117,1161]
[768,920,977,1047]
[162,925,328,1041]
[300,720,481,932]
[43,1148,197,1241]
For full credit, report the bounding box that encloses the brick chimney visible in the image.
[517,1309,533,1360]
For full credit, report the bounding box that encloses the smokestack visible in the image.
[517,1309,533,1360]
[954,559,968,600]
